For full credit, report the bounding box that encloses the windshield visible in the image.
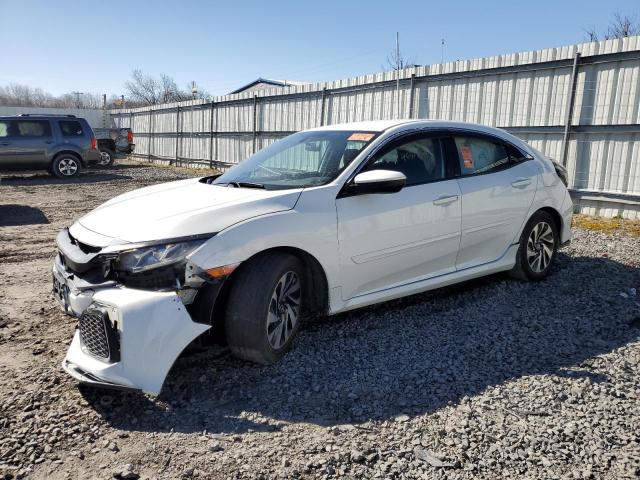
[213,130,377,189]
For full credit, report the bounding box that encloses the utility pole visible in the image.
[120,95,125,108]
[441,38,445,63]
[71,91,84,108]
[396,32,400,119]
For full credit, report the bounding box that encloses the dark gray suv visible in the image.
[0,114,101,178]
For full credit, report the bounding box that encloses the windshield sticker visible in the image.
[348,132,376,142]
[461,146,473,168]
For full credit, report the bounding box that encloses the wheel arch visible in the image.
[53,150,84,166]
[536,206,563,238]
[229,246,329,316]
[203,246,330,344]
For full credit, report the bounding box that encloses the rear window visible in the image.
[0,121,9,138]
[15,120,52,137]
[59,120,84,137]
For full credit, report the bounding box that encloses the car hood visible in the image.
[72,178,302,245]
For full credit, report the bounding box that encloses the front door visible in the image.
[336,133,462,300]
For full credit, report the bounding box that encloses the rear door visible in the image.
[8,119,53,168]
[452,134,538,270]
[336,132,462,299]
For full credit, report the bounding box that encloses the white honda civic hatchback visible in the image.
[54,120,572,394]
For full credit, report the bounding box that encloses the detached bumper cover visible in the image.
[63,288,210,395]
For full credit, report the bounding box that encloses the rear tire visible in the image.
[225,253,304,365]
[52,154,81,178]
[97,149,115,167]
[510,210,559,281]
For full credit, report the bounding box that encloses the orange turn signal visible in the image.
[205,263,240,279]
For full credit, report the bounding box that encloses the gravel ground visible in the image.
[0,161,639,480]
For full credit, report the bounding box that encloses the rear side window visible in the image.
[454,136,509,175]
[15,120,52,137]
[0,121,10,138]
[59,120,84,137]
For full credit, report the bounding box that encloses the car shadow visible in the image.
[0,171,132,185]
[89,163,151,172]
[81,253,640,435]
[0,204,49,226]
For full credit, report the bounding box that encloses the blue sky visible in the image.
[1,0,638,97]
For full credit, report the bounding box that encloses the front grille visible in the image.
[79,307,120,362]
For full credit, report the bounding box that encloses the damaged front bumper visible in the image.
[61,287,210,395]
[54,253,211,395]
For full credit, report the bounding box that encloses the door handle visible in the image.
[433,194,459,206]
[0,141,10,146]
[45,140,54,144]
[511,178,532,188]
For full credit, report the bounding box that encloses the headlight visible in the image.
[115,239,207,274]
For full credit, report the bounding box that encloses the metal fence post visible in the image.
[174,106,180,166]
[408,73,416,119]
[147,109,153,162]
[252,94,258,154]
[320,87,327,126]
[209,101,215,169]
[561,52,581,169]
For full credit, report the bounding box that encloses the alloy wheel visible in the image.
[266,270,301,350]
[526,221,555,273]
[58,158,78,176]
[98,151,111,165]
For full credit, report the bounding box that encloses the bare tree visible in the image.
[124,69,209,106]
[583,26,599,42]
[382,48,416,72]
[0,83,118,108]
[606,12,640,38]
[584,12,640,41]
[124,69,161,105]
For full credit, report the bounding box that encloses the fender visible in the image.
[188,185,343,311]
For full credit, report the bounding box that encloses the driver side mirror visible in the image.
[343,169,406,196]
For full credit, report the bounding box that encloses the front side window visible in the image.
[213,130,377,189]
[454,136,510,175]
[59,120,84,137]
[363,136,446,186]
[15,120,51,137]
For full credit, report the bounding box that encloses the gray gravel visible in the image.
[0,161,639,479]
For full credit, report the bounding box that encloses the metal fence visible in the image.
[111,36,640,219]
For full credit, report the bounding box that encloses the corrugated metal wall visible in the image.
[111,36,640,219]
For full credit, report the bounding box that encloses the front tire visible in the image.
[510,210,558,281]
[52,154,81,178]
[225,253,304,365]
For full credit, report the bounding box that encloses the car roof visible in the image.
[308,119,529,148]
[309,119,511,136]
[0,115,84,121]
